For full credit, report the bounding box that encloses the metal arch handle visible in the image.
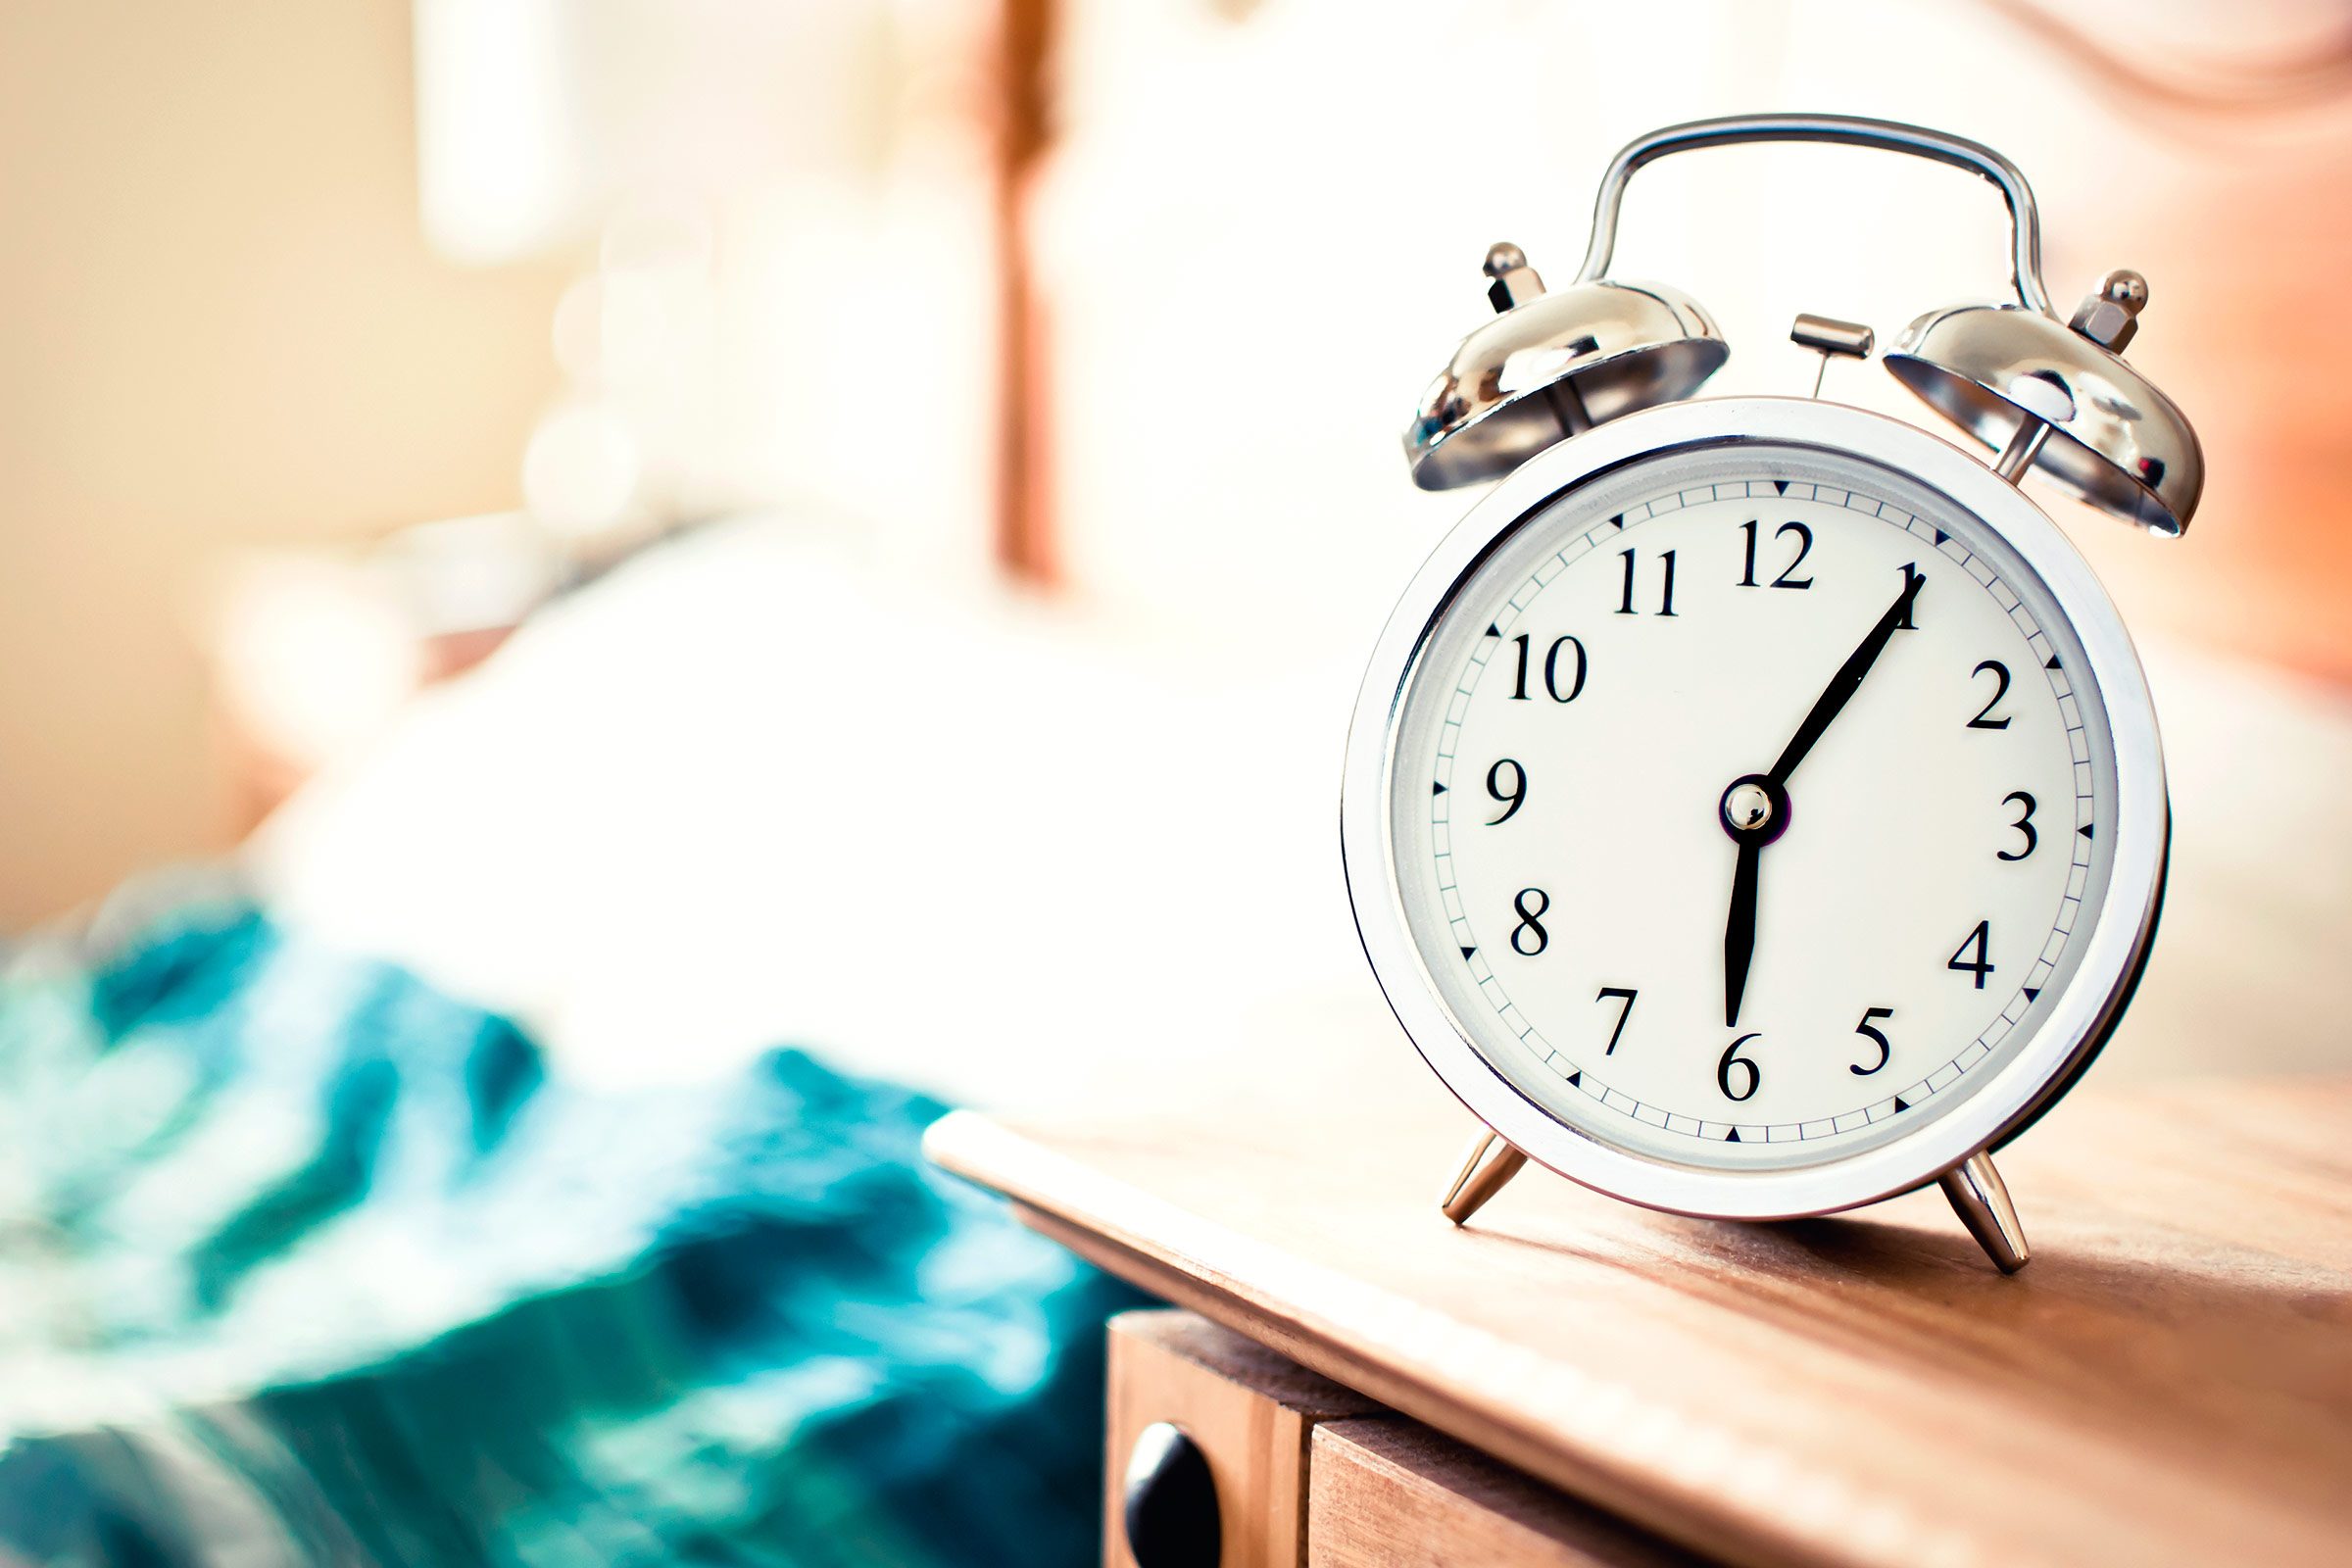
[1571,114,2055,317]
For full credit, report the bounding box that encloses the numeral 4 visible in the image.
[1948,920,1994,989]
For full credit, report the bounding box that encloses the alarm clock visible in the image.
[1339,115,2202,1272]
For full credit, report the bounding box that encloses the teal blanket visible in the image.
[0,896,1144,1565]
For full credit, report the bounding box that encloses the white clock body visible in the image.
[1342,397,2168,1220]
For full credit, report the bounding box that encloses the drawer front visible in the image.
[1307,1418,1700,1568]
[1105,1311,1378,1568]
[1105,1311,1694,1567]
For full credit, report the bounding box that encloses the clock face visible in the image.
[1383,435,2127,1174]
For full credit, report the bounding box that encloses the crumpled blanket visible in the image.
[0,889,1144,1566]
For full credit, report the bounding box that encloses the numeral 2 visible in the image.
[1968,660,2013,729]
[1738,520,1814,589]
[1617,548,1677,617]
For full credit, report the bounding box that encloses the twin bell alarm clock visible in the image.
[1340,115,2203,1271]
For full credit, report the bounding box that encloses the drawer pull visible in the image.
[1123,1421,1220,1567]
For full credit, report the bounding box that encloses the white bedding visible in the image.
[251,514,2352,1112]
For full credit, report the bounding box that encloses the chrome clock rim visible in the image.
[1341,396,2167,1221]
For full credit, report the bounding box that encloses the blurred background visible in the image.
[3,0,2351,1559]
[6,0,2350,1097]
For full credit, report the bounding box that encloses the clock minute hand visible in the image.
[1724,570,1924,1029]
[1765,571,1926,791]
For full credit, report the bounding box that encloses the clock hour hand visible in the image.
[1723,834,1762,1028]
[1765,569,1926,790]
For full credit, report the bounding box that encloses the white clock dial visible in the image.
[1386,437,2122,1172]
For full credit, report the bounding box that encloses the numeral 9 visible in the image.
[1486,759,1527,824]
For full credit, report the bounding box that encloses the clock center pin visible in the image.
[1719,776,1788,843]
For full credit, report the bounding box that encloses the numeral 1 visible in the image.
[1896,563,1922,629]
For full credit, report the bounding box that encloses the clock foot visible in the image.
[1939,1151,2031,1273]
[1440,1127,1529,1226]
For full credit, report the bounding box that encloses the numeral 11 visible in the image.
[1617,548,1677,616]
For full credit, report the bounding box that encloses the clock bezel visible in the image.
[1341,395,2168,1221]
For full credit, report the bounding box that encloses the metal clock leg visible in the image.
[1441,1126,1529,1226]
[1939,1151,2032,1273]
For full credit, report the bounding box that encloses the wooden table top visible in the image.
[926,1028,2352,1568]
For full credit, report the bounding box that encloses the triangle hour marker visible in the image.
[1892,1097,1911,1112]
[1724,1128,1741,1143]
[1460,946,1476,961]
[1485,623,1501,637]
[2080,823,2095,839]
[2024,988,2041,1003]
[1933,529,1948,546]
[1432,780,1447,795]
[1773,479,1789,494]
[1565,1071,1582,1087]
[2045,655,2062,670]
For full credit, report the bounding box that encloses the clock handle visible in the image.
[1571,114,2054,317]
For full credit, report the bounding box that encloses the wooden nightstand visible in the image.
[925,1059,2352,1567]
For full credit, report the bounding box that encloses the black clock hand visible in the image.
[1723,835,1761,1029]
[1766,569,1926,791]
[1722,569,1925,1029]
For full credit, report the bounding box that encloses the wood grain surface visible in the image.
[1308,1417,1701,1568]
[927,1056,2352,1568]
